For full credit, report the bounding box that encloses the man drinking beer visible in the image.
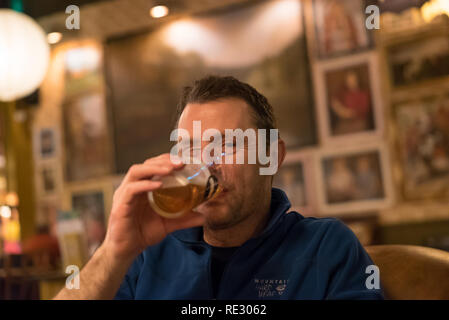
[55,75,383,300]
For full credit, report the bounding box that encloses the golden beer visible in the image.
[148,162,221,218]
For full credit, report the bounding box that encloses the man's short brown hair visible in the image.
[175,75,277,131]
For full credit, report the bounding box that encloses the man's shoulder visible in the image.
[283,212,361,253]
[285,212,350,236]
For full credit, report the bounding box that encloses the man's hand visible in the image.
[104,153,205,261]
[54,153,205,300]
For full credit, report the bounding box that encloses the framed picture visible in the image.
[62,91,112,182]
[310,0,373,59]
[104,0,316,173]
[395,95,449,200]
[387,32,449,89]
[34,127,59,159]
[63,44,113,181]
[36,160,63,198]
[41,166,56,194]
[63,178,115,257]
[315,142,394,216]
[314,52,384,144]
[273,148,317,216]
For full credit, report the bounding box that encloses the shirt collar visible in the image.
[171,188,292,244]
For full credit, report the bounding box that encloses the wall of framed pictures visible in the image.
[31,0,449,250]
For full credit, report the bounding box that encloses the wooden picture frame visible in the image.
[63,178,116,257]
[308,0,373,59]
[33,126,60,160]
[315,141,394,216]
[393,94,449,200]
[313,51,384,145]
[35,159,64,200]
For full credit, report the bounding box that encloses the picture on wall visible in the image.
[312,0,372,59]
[314,52,383,144]
[315,143,393,215]
[105,0,316,173]
[323,151,383,204]
[63,44,112,181]
[39,128,56,158]
[62,92,111,181]
[37,161,62,198]
[325,62,374,136]
[71,191,107,257]
[388,34,449,88]
[395,95,449,200]
[41,166,56,194]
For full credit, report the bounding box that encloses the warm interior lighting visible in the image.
[65,45,101,76]
[0,9,50,102]
[161,0,301,68]
[0,205,11,219]
[421,0,449,22]
[5,192,19,207]
[47,31,62,44]
[150,5,169,18]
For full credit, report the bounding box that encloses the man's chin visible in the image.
[196,205,233,230]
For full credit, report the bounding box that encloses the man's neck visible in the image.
[202,198,272,248]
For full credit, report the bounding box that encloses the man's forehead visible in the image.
[177,98,255,131]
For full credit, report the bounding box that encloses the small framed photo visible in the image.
[36,161,63,198]
[64,178,115,257]
[395,95,449,200]
[41,166,56,194]
[273,148,317,216]
[315,142,394,216]
[34,127,59,159]
[311,0,373,59]
[314,52,384,144]
[387,33,449,90]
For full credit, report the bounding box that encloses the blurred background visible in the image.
[0,0,449,299]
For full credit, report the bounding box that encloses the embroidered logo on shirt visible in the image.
[254,278,289,298]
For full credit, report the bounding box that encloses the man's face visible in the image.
[177,98,274,230]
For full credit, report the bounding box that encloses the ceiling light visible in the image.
[150,5,169,18]
[47,32,62,44]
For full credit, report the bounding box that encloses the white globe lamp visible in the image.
[0,9,50,102]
